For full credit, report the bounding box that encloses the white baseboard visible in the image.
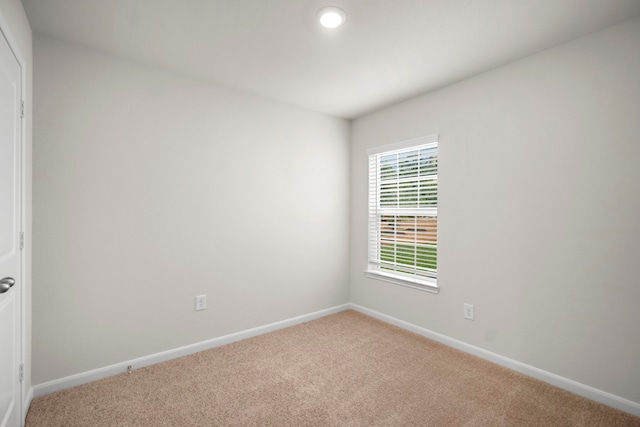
[349,303,640,418]
[32,304,350,399]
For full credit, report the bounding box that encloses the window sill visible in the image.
[365,269,439,294]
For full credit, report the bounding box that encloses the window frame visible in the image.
[365,135,439,293]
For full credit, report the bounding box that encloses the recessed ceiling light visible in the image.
[317,6,346,29]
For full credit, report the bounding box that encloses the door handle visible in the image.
[0,277,15,294]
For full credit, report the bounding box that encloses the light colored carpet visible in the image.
[26,310,640,426]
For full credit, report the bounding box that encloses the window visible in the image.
[366,135,438,293]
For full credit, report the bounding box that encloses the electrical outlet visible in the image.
[195,295,207,311]
[464,303,474,320]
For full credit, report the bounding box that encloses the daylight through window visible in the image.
[366,135,438,292]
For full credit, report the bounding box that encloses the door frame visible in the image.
[0,8,27,426]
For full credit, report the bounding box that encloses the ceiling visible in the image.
[22,0,640,119]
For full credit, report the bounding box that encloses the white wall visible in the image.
[32,36,350,384]
[350,17,640,404]
[0,0,32,410]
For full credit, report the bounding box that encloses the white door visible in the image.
[0,26,22,427]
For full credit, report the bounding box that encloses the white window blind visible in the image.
[366,135,438,292]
